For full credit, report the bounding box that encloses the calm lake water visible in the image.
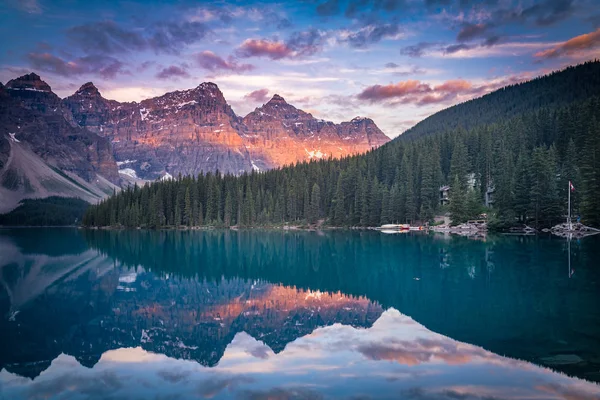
[1,229,599,399]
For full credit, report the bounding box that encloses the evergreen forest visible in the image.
[82,61,600,230]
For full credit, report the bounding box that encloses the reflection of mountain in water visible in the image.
[4,308,600,400]
[2,229,600,383]
[0,235,381,378]
[80,229,600,382]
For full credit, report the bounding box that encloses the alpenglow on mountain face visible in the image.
[62,77,390,179]
[0,73,389,210]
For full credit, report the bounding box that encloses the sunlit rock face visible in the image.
[63,82,251,178]
[62,83,390,178]
[2,72,390,191]
[242,95,389,169]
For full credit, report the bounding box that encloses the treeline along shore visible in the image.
[81,61,600,230]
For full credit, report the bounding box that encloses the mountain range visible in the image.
[0,73,389,212]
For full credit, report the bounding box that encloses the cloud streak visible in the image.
[155,65,190,80]
[534,28,600,59]
[244,88,270,103]
[339,23,403,48]
[236,39,292,60]
[27,53,127,78]
[195,51,254,72]
[66,20,209,56]
[236,29,328,60]
[357,75,530,106]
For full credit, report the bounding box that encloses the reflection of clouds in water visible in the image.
[2,309,600,399]
[196,375,254,398]
[26,370,124,400]
[234,332,273,360]
[157,368,191,383]
[240,387,324,400]
[357,337,488,366]
[536,382,600,400]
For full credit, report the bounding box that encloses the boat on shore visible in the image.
[377,224,424,232]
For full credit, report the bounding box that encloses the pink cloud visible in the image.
[535,28,600,59]
[195,51,254,73]
[357,80,431,101]
[244,88,270,103]
[358,75,531,106]
[236,39,292,60]
[155,65,189,80]
[27,52,127,79]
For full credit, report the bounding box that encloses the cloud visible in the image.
[137,61,156,72]
[357,75,530,106]
[27,52,127,78]
[240,387,324,400]
[339,23,403,48]
[400,42,439,57]
[534,28,600,59]
[406,40,559,59]
[66,20,209,56]
[188,5,291,28]
[149,21,209,54]
[357,337,490,367]
[536,382,600,400]
[520,0,575,26]
[588,14,600,28]
[195,51,254,72]
[4,0,41,14]
[155,65,190,80]
[343,0,408,19]
[244,88,270,103]
[236,29,328,60]
[157,369,191,383]
[357,80,432,102]
[197,376,254,399]
[444,43,474,54]
[236,39,293,60]
[286,29,328,57]
[316,0,340,16]
[457,23,490,42]
[66,21,146,55]
[26,370,123,400]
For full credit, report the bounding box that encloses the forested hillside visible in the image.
[82,61,600,229]
[0,197,89,226]
[403,61,600,140]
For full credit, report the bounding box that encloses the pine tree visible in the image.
[333,175,345,226]
[224,191,233,227]
[308,183,321,224]
[184,186,192,227]
[449,174,468,225]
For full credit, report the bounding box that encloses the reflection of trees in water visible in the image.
[81,230,600,382]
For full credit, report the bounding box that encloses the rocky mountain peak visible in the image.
[259,94,307,117]
[263,94,292,110]
[269,94,286,103]
[193,82,225,100]
[75,82,101,96]
[6,72,53,92]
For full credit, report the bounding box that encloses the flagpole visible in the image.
[568,181,572,231]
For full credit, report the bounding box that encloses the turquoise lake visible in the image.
[1,229,599,399]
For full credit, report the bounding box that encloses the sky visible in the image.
[0,0,599,138]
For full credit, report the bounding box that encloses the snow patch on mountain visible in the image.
[118,168,138,179]
[305,149,324,159]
